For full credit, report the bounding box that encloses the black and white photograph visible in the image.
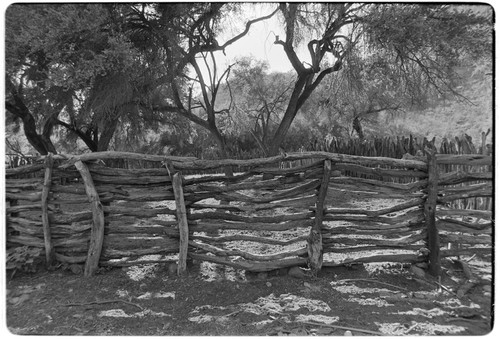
[3,2,494,336]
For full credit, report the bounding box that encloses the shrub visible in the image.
[6,246,43,273]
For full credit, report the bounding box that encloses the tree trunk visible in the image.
[212,130,234,190]
[6,78,59,155]
[97,116,119,151]
[268,75,308,155]
[268,65,338,156]
[353,116,364,140]
[5,101,57,155]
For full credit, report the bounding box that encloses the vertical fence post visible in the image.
[308,159,332,276]
[74,160,105,277]
[173,173,189,276]
[166,161,189,276]
[424,149,440,277]
[41,152,55,267]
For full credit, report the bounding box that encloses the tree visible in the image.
[266,3,492,154]
[223,57,295,155]
[299,51,407,141]
[5,4,161,154]
[6,3,492,157]
[122,3,280,159]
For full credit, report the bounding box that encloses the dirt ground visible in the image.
[5,256,492,336]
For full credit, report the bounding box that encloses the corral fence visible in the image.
[5,150,492,278]
[5,153,37,169]
[314,132,492,158]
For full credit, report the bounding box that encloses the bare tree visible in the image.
[128,3,280,158]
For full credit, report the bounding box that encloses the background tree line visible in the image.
[5,3,493,160]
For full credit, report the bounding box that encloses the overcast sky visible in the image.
[215,3,304,73]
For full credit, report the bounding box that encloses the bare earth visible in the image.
[6,256,492,336]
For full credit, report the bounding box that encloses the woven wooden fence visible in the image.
[317,131,492,158]
[5,151,492,277]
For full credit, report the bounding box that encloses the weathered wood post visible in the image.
[41,152,56,267]
[481,129,490,155]
[165,160,189,276]
[424,148,440,277]
[74,160,105,277]
[308,159,332,276]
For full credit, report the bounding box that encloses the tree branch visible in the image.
[220,6,280,50]
[56,118,97,151]
[274,39,307,74]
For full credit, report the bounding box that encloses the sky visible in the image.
[204,3,343,76]
[221,11,290,72]
[211,3,306,74]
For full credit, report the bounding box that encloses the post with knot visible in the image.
[164,159,189,276]
[74,160,105,277]
[308,159,332,276]
[424,148,440,277]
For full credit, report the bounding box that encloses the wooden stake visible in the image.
[308,159,332,275]
[171,172,189,276]
[41,152,55,267]
[424,149,440,277]
[74,160,105,277]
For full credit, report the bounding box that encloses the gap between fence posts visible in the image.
[308,159,332,276]
[165,160,189,276]
[41,152,55,267]
[74,160,105,277]
[424,149,440,277]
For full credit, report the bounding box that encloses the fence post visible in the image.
[424,149,440,277]
[308,159,332,276]
[41,152,56,267]
[172,173,189,276]
[165,160,189,276]
[75,160,105,277]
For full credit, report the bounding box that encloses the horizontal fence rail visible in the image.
[5,150,492,277]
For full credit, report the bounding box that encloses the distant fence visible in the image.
[5,151,492,277]
[5,154,37,169]
[313,132,492,158]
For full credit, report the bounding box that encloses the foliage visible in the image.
[275,4,492,146]
[381,59,493,144]
[5,3,166,154]
[121,3,278,158]
[219,57,295,155]
[362,4,492,99]
[6,246,43,273]
[4,3,493,158]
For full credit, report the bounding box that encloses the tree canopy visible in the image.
[5,3,493,157]
[5,4,163,154]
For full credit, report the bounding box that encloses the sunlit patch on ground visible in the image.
[436,298,481,310]
[364,262,410,275]
[392,307,449,318]
[137,291,175,299]
[188,293,335,325]
[331,280,399,308]
[197,261,246,282]
[188,314,234,324]
[116,289,129,298]
[249,293,332,313]
[376,321,466,335]
[98,309,171,318]
[347,296,394,307]
[294,314,339,324]
[125,264,158,281]
[330,282,395,295]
